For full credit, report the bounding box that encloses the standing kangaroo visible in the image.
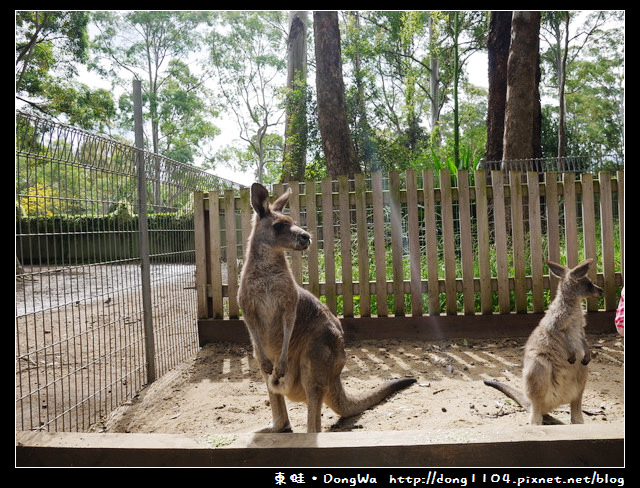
[238,183,415,433]
[484,259,603,425]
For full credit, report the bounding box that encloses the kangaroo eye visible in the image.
[273,221,288,232]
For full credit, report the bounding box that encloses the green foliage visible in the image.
[17,11,624,182]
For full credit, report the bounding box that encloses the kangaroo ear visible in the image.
[570,258,594,279]
[250,183,270,218]
[272,187,292,212]
[547,260,568,279]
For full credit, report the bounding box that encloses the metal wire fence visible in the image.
[16,111,242,432]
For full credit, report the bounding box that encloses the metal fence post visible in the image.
[133,79,156,385]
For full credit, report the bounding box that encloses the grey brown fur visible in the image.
[484,259,603,425]
[238,183,415,433]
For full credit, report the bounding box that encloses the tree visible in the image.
[208,11,288,184]
[502,11,542,168]
[486,11,512,163]
[541,11,613,161]
[15,10,115,130]
[281,11,309,182]
[314,11,361,178]
[92,11,214,157]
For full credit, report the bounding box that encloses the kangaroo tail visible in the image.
[326,378,416,419]
[483,380,530,409]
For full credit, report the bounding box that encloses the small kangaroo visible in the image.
[238,183,415,433]
[484,259,603,425]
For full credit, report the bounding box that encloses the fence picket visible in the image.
[406,170,423,316]
[458,171,475,315]
[389,172,405,316]
[490,171,510,312]
[321,178,337,314]
[306,180,320,298]
[474,171,493,314]
[527,172,545,313]
[599,173,616,310]
[372,172,388,316]
[563,173,579,267]
[510,171,527,312]
[423,169,440,315]
[581,174,598,311]
[209,191,224,319]
[354,174,371,317]
[440,170,457,315]
[546,172,561,298]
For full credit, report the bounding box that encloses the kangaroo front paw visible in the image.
[273,357,288,381]
[260,359,274,375]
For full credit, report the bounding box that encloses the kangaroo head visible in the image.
[547,259,604,299]
[250,182,311,251]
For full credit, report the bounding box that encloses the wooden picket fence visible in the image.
[194,170,623,339]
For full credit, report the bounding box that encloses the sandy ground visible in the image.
[96,333,624,439]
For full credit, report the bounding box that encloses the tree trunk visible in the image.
[502,11,541,170]
[486,11,511,164]
[282,11,308,182]
[429,16,440,147]
[313,11,360,178]
[557,12,570,161]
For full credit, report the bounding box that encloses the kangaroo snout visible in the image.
[296,231,312,250]
[591,284,604,298]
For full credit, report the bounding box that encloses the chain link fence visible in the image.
[16,110,242,432]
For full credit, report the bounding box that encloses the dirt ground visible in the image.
[98,333,624,438]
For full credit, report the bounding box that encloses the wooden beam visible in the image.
[16,424,624,467]
[198,311,616,346]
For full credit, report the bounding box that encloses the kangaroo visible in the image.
[484,259,603,425]
[238,183,416,433]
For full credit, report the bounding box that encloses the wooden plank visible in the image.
[224,189,239,318]
[581,174,599,311]
[527,172,544,313]
[321,178,337,314]
[17,424,624,467]
[457,171,475,314]
[423,169,440,315]
[338,176,353,317]
[406,170,423,316]
[389,172,405,316]
[306,180,320,298]
[474,171,492,314]
[617,171,624,276]
[193,192,209,319]
[599,173,616,310]
[440,170,457,315]
[16,423,624,467]
[546,172,560,298]
[288,181,303,284]
[563,173,579,267]
[372,172,388,317]
[208,191,224,319]
[354,173,370,316]
[510,171,527,312]
[197,311,617,345]
[492,171,510,313]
